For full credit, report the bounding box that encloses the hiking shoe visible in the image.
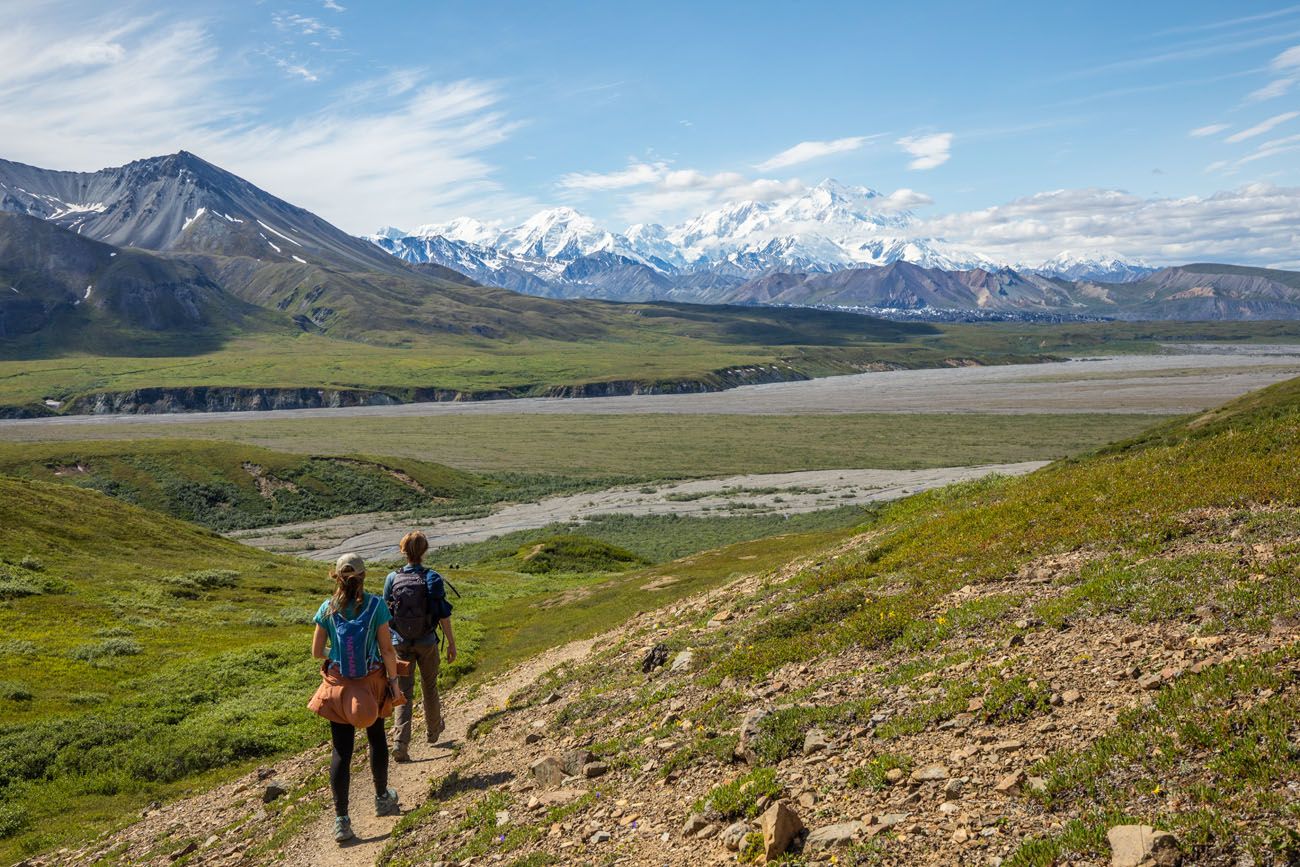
[376,787,400,816]
[392,745,410,763]
[333,815,354,843]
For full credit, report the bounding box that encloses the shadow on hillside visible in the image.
[430,770,515,801]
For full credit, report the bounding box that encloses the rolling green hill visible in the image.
[0,440,482,531]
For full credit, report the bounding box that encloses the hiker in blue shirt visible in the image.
[307,552,404,844]
[383,531,457,762]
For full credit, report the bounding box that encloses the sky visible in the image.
[2,0,1299,266]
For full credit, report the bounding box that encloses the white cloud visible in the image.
[1246,77,1296,101]
[555,160,805,222]
[0,8,534,231]
[1190,122,1230,137]
[879,188,933,210]
[755,136,872,171]
[275,59,319,82]
[1225,111,1300,142]
[323,0,347,10]
[558,161,666,191]
[918,183,1300,266]
[897,133,952,170]
[1274,43,1300,70]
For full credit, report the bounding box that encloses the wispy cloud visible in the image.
[1190,123,1230,137]
[754,136,873,171]
[274,59,319,82]
[1225,111,1299,142]
[0,7,534,231]
[272,13,341,40]
[1247,43,1300,102]
[1157,5,1300,36]
[558,161,666,191]
[322,0,346,11]
[897,133,952,170]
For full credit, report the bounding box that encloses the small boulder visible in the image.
[589,829,611,844]
[736,708,769,763]
[1107,824,1181,867]
[759,800,803,862]
[641,643,670,673]
[670,649,695,673]
[523,732,544,745]
[681,812,708,837]
[803,727,829,755]
[720,820,750,851]
[530,756,566,788]
[910,764,949,783]
[262,780,289,803]
[562,748,594,777]
[943,778,964,800]
[805,821,866,851]
[994,770,1026,794]
[582,761,609,779]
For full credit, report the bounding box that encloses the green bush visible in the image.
[0,682,33,702]
[0,568,66,600]
[70,638,143,663]
[695,767,783,820]
[0,804,27,840]
[19,556,43,571]
[158,569,240,598]
[514,535,648,574]
[0,640,37,657]
[983,675,1052,724]
[751,699,875,764]
[847,753,913,790]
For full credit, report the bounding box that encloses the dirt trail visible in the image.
[231,462,1048,561]
[278,636,600,867]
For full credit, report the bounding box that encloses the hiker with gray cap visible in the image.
[308,552,406,844]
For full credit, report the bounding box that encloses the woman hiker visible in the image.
[383,531,457,762]
[308,552,405,844]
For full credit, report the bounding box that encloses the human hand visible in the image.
[388,677,404,699]
[445,642,457,663]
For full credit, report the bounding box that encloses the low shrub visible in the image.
[694,767,783,820]
[0,682,33,702]
[70,638,143,663]
[158,569,239,598]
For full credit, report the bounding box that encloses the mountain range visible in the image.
[4,153,1300,341]
[366,180,1160,307]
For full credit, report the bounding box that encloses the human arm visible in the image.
[311,624,329,660]
[376,623,399,679]
[440,617,456,663]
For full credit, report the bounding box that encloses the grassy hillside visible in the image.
[368,376,1300,867]
[0,469,870,863]
[0,440,482,531]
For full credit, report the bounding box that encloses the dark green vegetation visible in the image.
[509,535,648,574]
[434,507,870,567]
[0,440,480,531]
[0,413,1160,477]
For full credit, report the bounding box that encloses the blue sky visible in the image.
[2,0,1299,264]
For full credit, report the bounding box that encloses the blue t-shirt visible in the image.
[382,564,452,647]
[314,592,392,670]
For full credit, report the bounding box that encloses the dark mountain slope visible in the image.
[0,212,266,340]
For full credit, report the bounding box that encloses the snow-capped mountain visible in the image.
[1026,251,1156,283]
[365,179,1152,305]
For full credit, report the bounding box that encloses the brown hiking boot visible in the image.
[392,745,410,763]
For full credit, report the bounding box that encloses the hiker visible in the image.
[383,531,457,763]
[307,552,405,844]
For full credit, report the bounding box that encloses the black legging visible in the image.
[329,720,388,817]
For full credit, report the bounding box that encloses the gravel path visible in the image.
[3,346,1299,432]
[229,462,1048,561]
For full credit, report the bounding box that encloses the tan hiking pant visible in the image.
[392,641,443,748]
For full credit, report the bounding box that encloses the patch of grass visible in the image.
[68,637,143,663]
[695,767,784,820]
[751,699,876,765]
[982,675,1052,725]
[513,535,648,575]
[847,753,913,790]
[0,682,33,702]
